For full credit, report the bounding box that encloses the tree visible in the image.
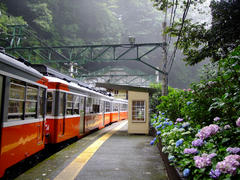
[166,0,240,65]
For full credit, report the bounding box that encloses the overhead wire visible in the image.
[167,0,191,73]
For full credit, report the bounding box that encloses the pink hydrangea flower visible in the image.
[214,117,220,121]
[236,117,240,127]
[196,124,220,140]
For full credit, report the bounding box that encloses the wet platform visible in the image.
[16,120,168,180]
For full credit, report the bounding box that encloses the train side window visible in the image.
[66,94,73,115]
[47,92,54,115]
[8,79,25,120]
[80,97,84,113]
[113,103,118,112]
[73,95,80,114]
[86,98,92,113]
[25,85,38,118]
[39,88,45,117]
[105,101,110,112]
[59,92,64,116]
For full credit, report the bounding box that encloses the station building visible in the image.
[96,83,155,134]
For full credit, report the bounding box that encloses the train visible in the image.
[0,52,128,178]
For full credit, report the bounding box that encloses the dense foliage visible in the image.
[150,46,240,179]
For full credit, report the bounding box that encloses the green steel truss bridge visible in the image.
[2,25,167,86]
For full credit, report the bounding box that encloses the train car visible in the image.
[0,53,48,178]
[32,65,128,144]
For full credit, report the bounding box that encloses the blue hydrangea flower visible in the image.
[169,121,173,125]
[187,101,192,106]
[156,124,162,129]
[162,112,165,115]
[176,139,184,147]
[150,140,154,146]
[183,169,190,177]
[168,155,175,162]
[182,122,190,128]
[157,131,161,135]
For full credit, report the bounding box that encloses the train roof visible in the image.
[31,64,89,87]
[30,64,115,100]
[0,52,43,80]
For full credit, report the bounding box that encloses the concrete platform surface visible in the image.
[16,120,168,180]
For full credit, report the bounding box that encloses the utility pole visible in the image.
[161,7,168,96]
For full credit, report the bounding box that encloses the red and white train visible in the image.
[0,52,128,177]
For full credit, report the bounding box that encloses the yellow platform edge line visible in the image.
[54,121,127,180]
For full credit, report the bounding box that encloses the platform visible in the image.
[15,120,168,180]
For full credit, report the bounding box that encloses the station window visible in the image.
[132,100,145,122]
[47,92,54,115]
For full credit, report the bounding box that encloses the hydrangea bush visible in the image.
[150,46,240,179]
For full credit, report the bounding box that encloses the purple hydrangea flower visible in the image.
[192,139,204,147]
[176,118,183,122]
[214,117,220,121]
[236,117,240,127]
[194,153,215,168]
[209,169,221,179]
[184,148,198,154]
[196,124,220,140]
[216,155,240,175]
[227,147,240,154]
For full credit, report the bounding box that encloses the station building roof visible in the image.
[95,83,156,94]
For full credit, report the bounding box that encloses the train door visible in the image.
[58,92,65,136]
[0,75,3,155]
[37,87,46,144]
[79,96,85,134]
[118,103,120,121]
[102,101,105,126]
